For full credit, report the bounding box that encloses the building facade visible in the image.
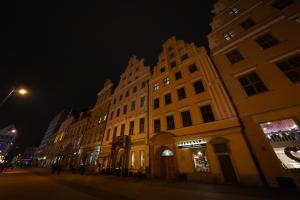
[0,124,17,162]
[208,0,300,187]
[149,36,260,185]
[80,80,114,172]
[102,56,151,176]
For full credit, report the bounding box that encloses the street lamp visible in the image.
[0,87,28,107]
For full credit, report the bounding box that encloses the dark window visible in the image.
[169,52,175,58]
[139,118,145,133]
[238,72,268,96]
[255,33,279,49]
[276,54,300,83]
[110,111,114,120]
[214,143,229,153]
[120,124,125,137]
[154,119,161,133]
[168,46,173,51]
[123,105,127,114]
[166,115,175,130]
[194,80,205,94]
[164,93,172,105]
[177,87,186,100]
[181,54,188,61]
[125,91,129,97]
[181,110,192,127]
[129,121,134,135]
[188,64,198,73]
[175,71,182,80]
[240,18,256,30]
[226,49,244,64]
[140,96,146,107]
[160,67,165,73]
[116,108,120,117]
[170,61,176,68]
[131,101,136,111]
[113,127,117,138]
[119,95,123,101]
[272,0,294,10]
[106,129,110,141]
[113,98,116,104]
[141,81,147,88]
[133,86,137,93]
[200,105,215,123]
[153,98,160,109]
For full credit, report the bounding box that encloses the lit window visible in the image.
[224,31,235,40]
[228,7,239,15]
[161,149,174,156]
[103,115,107,121]
[130,151,135,169]
[295,15,300,24]
[191,147,210,172]
[140,151,145,167]
[154,83,159,91]
[163,77,170,86]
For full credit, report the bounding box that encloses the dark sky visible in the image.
[0,1,214,154]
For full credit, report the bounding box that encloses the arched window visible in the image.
[161,149,174,157]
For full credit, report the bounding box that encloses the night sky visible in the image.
[0,1,214,155]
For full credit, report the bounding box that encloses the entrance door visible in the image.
[218,154,238,183]
[160,149,175,179]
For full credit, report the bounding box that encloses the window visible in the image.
[116,108,120,117]
[194,80,205,94]
[129,121,134,135]
[154,119,161,133]
[139,118,145,133]
[141,81,147,88]
[106,129,110,141]
[226,49,244,64]
[295,15,300,24]
[131,101,136,111]
[161,149,174,156]
[181,110,192,127]
[133,86,137,93]
[228,7,239,15]
[123,105,127,114]
[113,127,117,138]
[119,94,123,101]
[110,111,114,120]
[181,54,188,61]
[240,18,256,30]
[175,71,182,80]
[140,96,146,107]
[166,115,175,130]
[224,31,235,40]
[153,98,160,109]
[103,115,107,121]
[140,150,145,168]
[177,87,186,100]
[154,83,159,91]
[164,93,172,105]
[200,105,215,123]
[125,90,129,97]
[120,124,125,137]
[113,98,116,104]
[163,77,170,86]
[255,33,279,49]
[169,52,175,58]
[272,0,294,10]
[238,72,268,96]
[191,147,209,172]
[130,151,135,169]
[170,61,176,68]
[160,67,165,73]
[188,64,198,73]
[167,46,173,51]
[276,54,300,83]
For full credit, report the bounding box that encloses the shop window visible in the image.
[154,119,161,133]
[255,33,279,49]
[164,93,172,105]
[130,151,135,169]
[238,72,268,96]
[139,118,145,133]
[161,149,174,157]
[175,71,182,80]
[260,118,300,169]
[193,80,205,94]
[200,105,215,123]
[129,121,134,135]
[177,87,186,100]
[191,147,210,172]
[166,115,175,130]
[188,64,198,73]
[226,49,244,64]
[240,18,256,30]
[181,110,192,127]
[131,101,136,111]
[272,0,294,10]
[140,96,146,107]
[140,150,145,167]
[276,54,300,83]
[153,98,160,109]
[163,77,170,86]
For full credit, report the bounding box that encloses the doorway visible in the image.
[160,149,175,179]
[218,154,238,183]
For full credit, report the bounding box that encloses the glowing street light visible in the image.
[0,87,29,107]
[18,88,28,95]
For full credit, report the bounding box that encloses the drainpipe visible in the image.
[210,56,268,186]
[146,79,151,179]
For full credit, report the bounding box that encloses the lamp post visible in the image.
[0,88,28,107]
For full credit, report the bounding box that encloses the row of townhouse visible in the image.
[37,0,300,188]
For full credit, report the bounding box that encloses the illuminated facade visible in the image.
[102,56,151,176]
[208,0,300,187]
[80,80,114,172]
[149,37,260,185]
[0,124,17,162]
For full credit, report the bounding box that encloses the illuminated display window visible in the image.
[130,151,135,169]
[191,147,209,172]
[260,118,300,169]
[140,150,145,168]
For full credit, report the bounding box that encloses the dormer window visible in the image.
[228,8,239,15]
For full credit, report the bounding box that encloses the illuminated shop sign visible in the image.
[177,139,206,148]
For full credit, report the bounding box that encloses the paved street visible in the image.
[0,168,299,200]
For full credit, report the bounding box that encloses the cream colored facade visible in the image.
[208,0,300,187]
[149,36,260,185]
[80,80,113,172]
[102,56,151,176]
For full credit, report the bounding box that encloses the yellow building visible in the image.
[80,80,114,172]
[148,36,260,185]
[208,0,300,187]
[102,56,151,176]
